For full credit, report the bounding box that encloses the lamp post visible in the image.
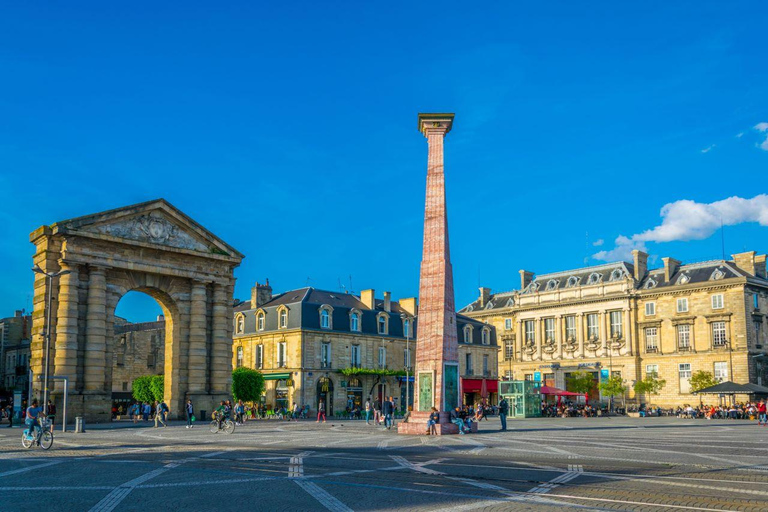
[32,265,70,414]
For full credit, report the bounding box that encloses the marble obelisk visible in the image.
[399,113,463,435]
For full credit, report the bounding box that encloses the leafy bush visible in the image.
[150,375,164,402]
[232,367,265,403]
[132,375,165,403]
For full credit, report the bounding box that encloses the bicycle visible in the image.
[209,413,235,434]
[22,418,54,450]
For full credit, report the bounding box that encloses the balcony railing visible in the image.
[646,346,658,353]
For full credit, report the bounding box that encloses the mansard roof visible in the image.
[638,260,749,290]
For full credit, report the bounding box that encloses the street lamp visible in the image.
[401,314,411,412]
[32,264,70,414]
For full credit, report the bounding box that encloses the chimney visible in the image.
[251,279,273,309]
[732,251,757,276]
[479,287,491,307]
[14,310,22,318]
[632,250,648,281]
[400,297,417,316]
[519,270,534,290]
[383,291,391,312]
[157,314,165,322]
[755,254,767,279]
[360,289,375,310]
[662,257,681,283]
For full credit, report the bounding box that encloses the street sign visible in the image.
[600,369,609,381]
[534,372,541,382]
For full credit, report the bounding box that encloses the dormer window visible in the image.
[524,281,540,294]
[587,273,602,285]
[256,311,265,331]
[484,301,494,310]
[481,327,490,345]
[644,278,657,290]
[319,305,333,329]
[565,276,580,288]
[609,269,625,282]
[676,273,690,285]
[463,325,473,343]
[710,268,725,281]
[465,304,474,312]
[545,279,559,291]
[377,313,389,335]
[505,297,515,307]
[278,307,288,329]
[350,310,361,332]
[235,315,245,334]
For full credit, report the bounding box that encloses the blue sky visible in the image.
[1,2,766,322]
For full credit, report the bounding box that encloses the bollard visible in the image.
[75,416,85,433]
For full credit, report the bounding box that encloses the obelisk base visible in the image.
[397,411,478,435]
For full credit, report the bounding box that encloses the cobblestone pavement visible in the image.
[2,416,768,511]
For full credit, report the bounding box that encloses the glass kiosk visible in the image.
[499,380,541,418]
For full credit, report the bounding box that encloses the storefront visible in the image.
[345,378,363,410]
[263,372,292,410]
[461,378,498,406]
[317,377,334,416]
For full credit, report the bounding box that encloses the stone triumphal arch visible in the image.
[30,199,243,422]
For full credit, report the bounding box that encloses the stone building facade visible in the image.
[232,281,497,415]
[0,311,32,398]
[462,250,768,407]
[110,316,165,408]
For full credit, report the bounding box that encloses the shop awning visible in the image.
[540,385,586,397]
[263,373,291,381]
[462,378,498,393]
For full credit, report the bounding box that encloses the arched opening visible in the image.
[317,377,334,417]
[110,289,176,421]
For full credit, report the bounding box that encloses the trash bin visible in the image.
[75,416,85,433]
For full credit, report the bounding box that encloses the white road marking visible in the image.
[294,480,354,512]
[0,460,63,477]
[389,455,446,475]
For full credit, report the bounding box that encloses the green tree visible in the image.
[131,375,154,403]
[232,367,265,403]
[599,375,628,399]
[149,375,165,402]
[566,371,595,395]
[689,370,718,393]
[633,375,666,405]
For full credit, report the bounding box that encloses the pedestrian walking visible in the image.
[499,397,509,431]
[316,400,326,423]
[185,399,194,428]
[154,401,167,428]
[365,397,372,425]
[758,399,767,426]
[374,398,382,425]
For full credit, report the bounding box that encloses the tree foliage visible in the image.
[149,375,164,401]
[689,370,718,393]
[232,367,265,403]
[599,375,628,398]
[340,368,406,377]
[566,371,595,394]
[634,375,666,400]
[132,375,164,403]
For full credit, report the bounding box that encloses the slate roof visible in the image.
[638,260,748,290]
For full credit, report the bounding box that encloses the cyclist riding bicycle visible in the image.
[25,400,45,441]
[214,401,230,429]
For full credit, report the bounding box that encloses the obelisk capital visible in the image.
[418,112,454,138]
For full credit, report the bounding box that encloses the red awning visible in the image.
[540,385,586,397]
[462,378,498,393]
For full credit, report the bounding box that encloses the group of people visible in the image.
[426,398,509,434]
[542,402,606,418]
[1,399,56,430]
[122,400,170,427]
[675,399,768,422]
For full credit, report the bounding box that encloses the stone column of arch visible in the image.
[210,282,233,396]
[53,263,80,394]
[85,266,108,392]
[187,281,209,394]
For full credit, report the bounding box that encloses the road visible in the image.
[1,416,767,511]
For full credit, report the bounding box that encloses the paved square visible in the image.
[2,417,767,511]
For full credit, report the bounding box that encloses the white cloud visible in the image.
[701,144,715,153]
[593,195,768,261]
[756,122,768,151]
[592,239,604,247]
[736,132,744,138]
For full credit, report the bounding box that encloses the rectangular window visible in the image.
[147,353,155,367]
[350,345,361,367]
[645,302,656,316]
[609,311,623,338]
[255,345,263,369]
[481,329,490,345]
[465,353,473,375]
[122,382,128,391]
[504,339,514,360]
[645,327,658,352]
[676,298,689,313]
[257,314,264,331]
[712,321,727,347]
[679,363,692,378]
[544,318,555,341]
[711,294,724,310]
[504,318,513,330]
[277,342,286,368]
[116,353,125,366]
[565,316,576,341]
[587,313,599,340]
[755,293,760,310]
[351,314,360,332]
[756,321,762,343]
[645,364,659,377]
[321,342,331,368]
[524,373,534,381]
[320,310,330,328]
[677,324,691,350]
[714,361,728,382]
[236,346,243,368]
[378,316,387,334]
[378,346,386,368]
[483,355,489,376]
[504,370,513,380]
[524,320,535,343]
[544,373,555,387]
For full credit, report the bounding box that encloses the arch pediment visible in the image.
[50,198,243,259]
